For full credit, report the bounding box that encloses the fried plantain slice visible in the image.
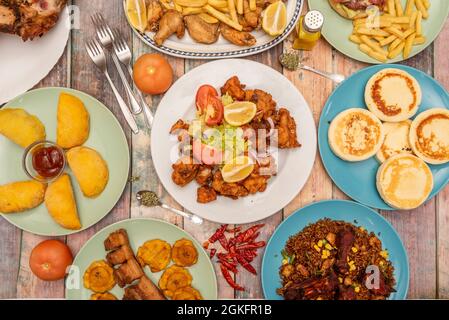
[172,238,198,267]
[83,260,116,293]
[90,292,117,300]
[172,286,203,300]
[137,239,171,273]
[159,265,192,298]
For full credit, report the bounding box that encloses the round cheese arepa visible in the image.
[365,68,421,122]
[376,120,413,163]
[376,154,433,210]
[410,108,449,164]
[328,108,385,162]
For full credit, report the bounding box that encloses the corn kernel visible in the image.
[359,227,365,231]
[380,250,389,259]
[349,264,356,272]
[348,260,355,265]
[314,245,321,252]
[317,240,323,248]
[325,244,333,250]
[351,247,358,253]
[338,277,343,283]
[354,286,360,293]
[282,259,288,265]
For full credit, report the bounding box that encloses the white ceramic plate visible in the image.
[0,7,70,105]
[124,0,303,59]
[151,59,317,224]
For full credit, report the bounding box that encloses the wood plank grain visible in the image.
[0,218,21,298]
[15,42,70,299]
[381,45,437,299]
[434,19,449,299]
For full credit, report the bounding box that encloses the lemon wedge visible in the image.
[262,1,287,36]
[221,156,255,183]
[126,0,147,33]
[224,101,257,126]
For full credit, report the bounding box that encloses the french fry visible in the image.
[237,0,243,14]
[388,16,410,24]
[198,12,219,23]
[402,28,415,39]
[404,0,415,16]
[160,1,174,10]
[385,26,405,39]
[249,0,256,11]
[227,0,238,22]
[409,11,418,29]
[359,44,388,62]
[175,0,208,7]
[390,37,403,50]
[388,42,405,59]
[356,27,389,37]
[415,0,429,19]
[349,34,362,44]
[387,0,396,16]
[416,10,422,35]
[403,32,416,58]
[207,0,227,8]
[204,5,242,30]
[182,7,204,15]
[423,0,430,9]
[374,36,385,42]
[394,0,404,16]
[360,35,388,56]
[413,36,426,45]
[174,3,183,12]
[379,34,397,46]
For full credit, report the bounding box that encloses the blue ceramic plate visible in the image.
[261,200,409,300]
[318,64,449,210]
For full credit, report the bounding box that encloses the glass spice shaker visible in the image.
[293,10,324,51]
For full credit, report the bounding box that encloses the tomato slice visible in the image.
[204,95,224,126]
[196,85,218,113]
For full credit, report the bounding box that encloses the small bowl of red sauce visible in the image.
[23,141,66,183]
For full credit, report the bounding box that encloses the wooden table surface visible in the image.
[1,0,448,299]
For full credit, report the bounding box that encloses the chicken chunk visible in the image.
[197,186,217,203]
[245,89,276,121]
[172,156,199,187]
[106,245,135,266]
[220,76,246,101]
[195,165,212,185]
[114,257,144,288]
[242,172,268,194]
[220,23,256,47]
[184,14,219,44]
[104,229,130,251]
[146,0,163,32]
[154,10,185,46]
[275,108,300,149]
[123,275,166,300]
[211,171,249,199]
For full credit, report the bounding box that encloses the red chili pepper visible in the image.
[220,264,244,291]
[226,226,242,233]
[209,248,217,259]
[236,241,266,251]
[208,224,228,243]
[242,224,265,242]
[219,259,237,273]
[218,234,229,250]
[236,255,257,275]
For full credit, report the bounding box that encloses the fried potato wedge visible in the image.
[90,292,117,300]
[45,174,81,230]
[66,146,109,198]
[0,180,46,214]
[172,238,198,267]
[56,93,90,149]
[0,108,46,148]
[159,265,193,298]
[137,239,171,272]
[83,260,116,293]
[172,286,203,300]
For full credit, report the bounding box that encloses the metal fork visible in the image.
[85,39,139,134]
[111,29,154,128]
[91,12,142,115]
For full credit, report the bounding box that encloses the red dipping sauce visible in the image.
[32,146,64,178]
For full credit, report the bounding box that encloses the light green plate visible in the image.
[0,87,130,236]
[66,218,218,300]
[309,0,449,64]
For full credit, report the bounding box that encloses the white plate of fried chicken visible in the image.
[151,59,317,224]
[124,0,303,59]
[0,0,69,104]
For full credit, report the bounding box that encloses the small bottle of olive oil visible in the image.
[293,10,324,51]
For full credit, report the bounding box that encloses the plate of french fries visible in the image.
[123,0,303,59]
[309,0,449,64]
